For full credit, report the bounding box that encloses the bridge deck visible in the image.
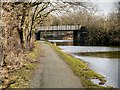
[37,25,81,32]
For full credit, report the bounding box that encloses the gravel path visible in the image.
[30,41,82,88]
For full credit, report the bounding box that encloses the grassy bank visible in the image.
[8,42,41,88]
[46,42,112,88]
[76,51,120,59]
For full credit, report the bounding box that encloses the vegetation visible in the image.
[0,1,93,88]
[76,51,120,59]
[48,2,120,46]
[0,0,119,88]
[47,42,113,88]
[2,41,41,88]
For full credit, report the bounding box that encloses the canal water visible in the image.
[48,40,120,88]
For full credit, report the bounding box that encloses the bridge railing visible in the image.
[37,25,81,31]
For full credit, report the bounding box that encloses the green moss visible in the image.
[46,42,112,88]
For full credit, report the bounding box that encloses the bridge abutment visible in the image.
[35,31,41,40]
[73,26,88,46]
[73,30,80,46]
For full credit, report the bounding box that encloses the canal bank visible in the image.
[5,41,116,88]
[49,40,119,88]
[46,41,112,88]
[59,46,119,88]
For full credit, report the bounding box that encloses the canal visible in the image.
[48,40,120,88]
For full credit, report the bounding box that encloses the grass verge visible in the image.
[8,41,41,88]
[46,42,112,88]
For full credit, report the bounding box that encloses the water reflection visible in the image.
[59,46,120,53]
[48,40,73,46]
[48,40,73,43]
[72,55,119,88]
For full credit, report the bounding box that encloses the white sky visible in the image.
[1,0,119,15]
[90,0,118,15]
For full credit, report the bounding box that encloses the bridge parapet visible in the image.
[37,25,81,32]
[36,25,88,46]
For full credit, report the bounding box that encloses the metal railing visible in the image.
[37,25,81,31]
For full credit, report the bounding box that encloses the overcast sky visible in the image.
[90,0,118,15]
[1,0,119,15]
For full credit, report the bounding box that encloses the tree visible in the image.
[1,1,93,88]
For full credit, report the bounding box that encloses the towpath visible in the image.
[30,41,82,88]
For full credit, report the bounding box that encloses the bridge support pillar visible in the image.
[73,30,80,46]
[73,26,88,46]
[36,31,41,40]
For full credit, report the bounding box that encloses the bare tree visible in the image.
[1,1,93,88]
